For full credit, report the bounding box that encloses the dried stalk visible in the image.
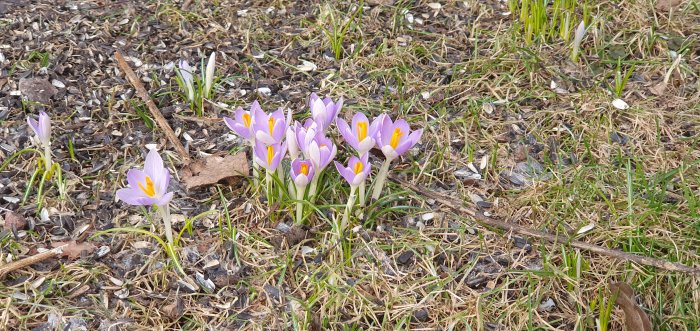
[0,244,67,279]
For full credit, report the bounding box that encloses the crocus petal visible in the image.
[144,149,167,196]
[381,145,399,161]
[27,117,39,136]
[336,118,359,150]
[357,139,375,155]
[334,161,355,186]
[155,192,174,207]
[394,129,423,157]
[126,169,148,189]
[116,187,152,206]
[287,126,300,160]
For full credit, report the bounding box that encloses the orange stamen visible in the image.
[389,128,403,149]
[356,121,368,141]
[353,161,363,174]
[138,176,156,197]
[242,113,251,127]
[268,118,275,134]
[300,163,309,175]
[267,145,274,165]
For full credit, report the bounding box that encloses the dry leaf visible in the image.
[648,82,667,96]
[162,297,184,319]
[609,281,653,331]
[51,241,96,259]
[181,152,249,190]
[3,211,27,231]
[655,0,682,11]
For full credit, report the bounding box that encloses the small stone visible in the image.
[413,308,429,322]
[276,222,291,233]
[538,298,556,311]
[397,251,414,265]
[51,79,65,88]
[95,245,110,258]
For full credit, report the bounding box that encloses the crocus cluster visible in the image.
[176,52,217,115]
[224,93,422,230]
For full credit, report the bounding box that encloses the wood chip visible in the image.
[181,152,249,190]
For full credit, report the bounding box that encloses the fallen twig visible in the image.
[392,176,700,276]
[0,244,67,279]
[114,51,191,164]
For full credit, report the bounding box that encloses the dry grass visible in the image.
[0,0,698,330]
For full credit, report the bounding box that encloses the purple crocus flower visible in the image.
[116,149,173,207]
[27,111,51,147]
[253,140,287,171]
[309,93,343,131]
[375,114,423,161]
[336,112,381,156]
[252,105,290,144]
[335,154,371,187]
[286,121,319,160]
[178,60,194,102]
[304,134,337,172]
[290,159,315,187]
[223,104,256,141]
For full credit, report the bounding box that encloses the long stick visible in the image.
[114,51,191,164]
[0,244,67,279]
[392,176,700,276]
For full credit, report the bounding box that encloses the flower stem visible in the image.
[295,185,305,224]
[158,204,174,247]
[265,170,272,204]
[359,179,366,207]
[276,166,284,199]
[341,186,357,230]
[308,172,320,202]
[43,144,52,171]
[371,158,392,201]
[250,140,259,186]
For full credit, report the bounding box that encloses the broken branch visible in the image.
[114,50,191,164]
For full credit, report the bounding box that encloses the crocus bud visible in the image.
[178,60,195,102]
[309,93,343,131]
[205,52,216,98]
[572,21,586,62]
[27,111,51,147]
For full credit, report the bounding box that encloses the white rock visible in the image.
[51,79,65,88]
[256,87,271,96]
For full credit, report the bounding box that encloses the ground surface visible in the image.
[0,0,699,330]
